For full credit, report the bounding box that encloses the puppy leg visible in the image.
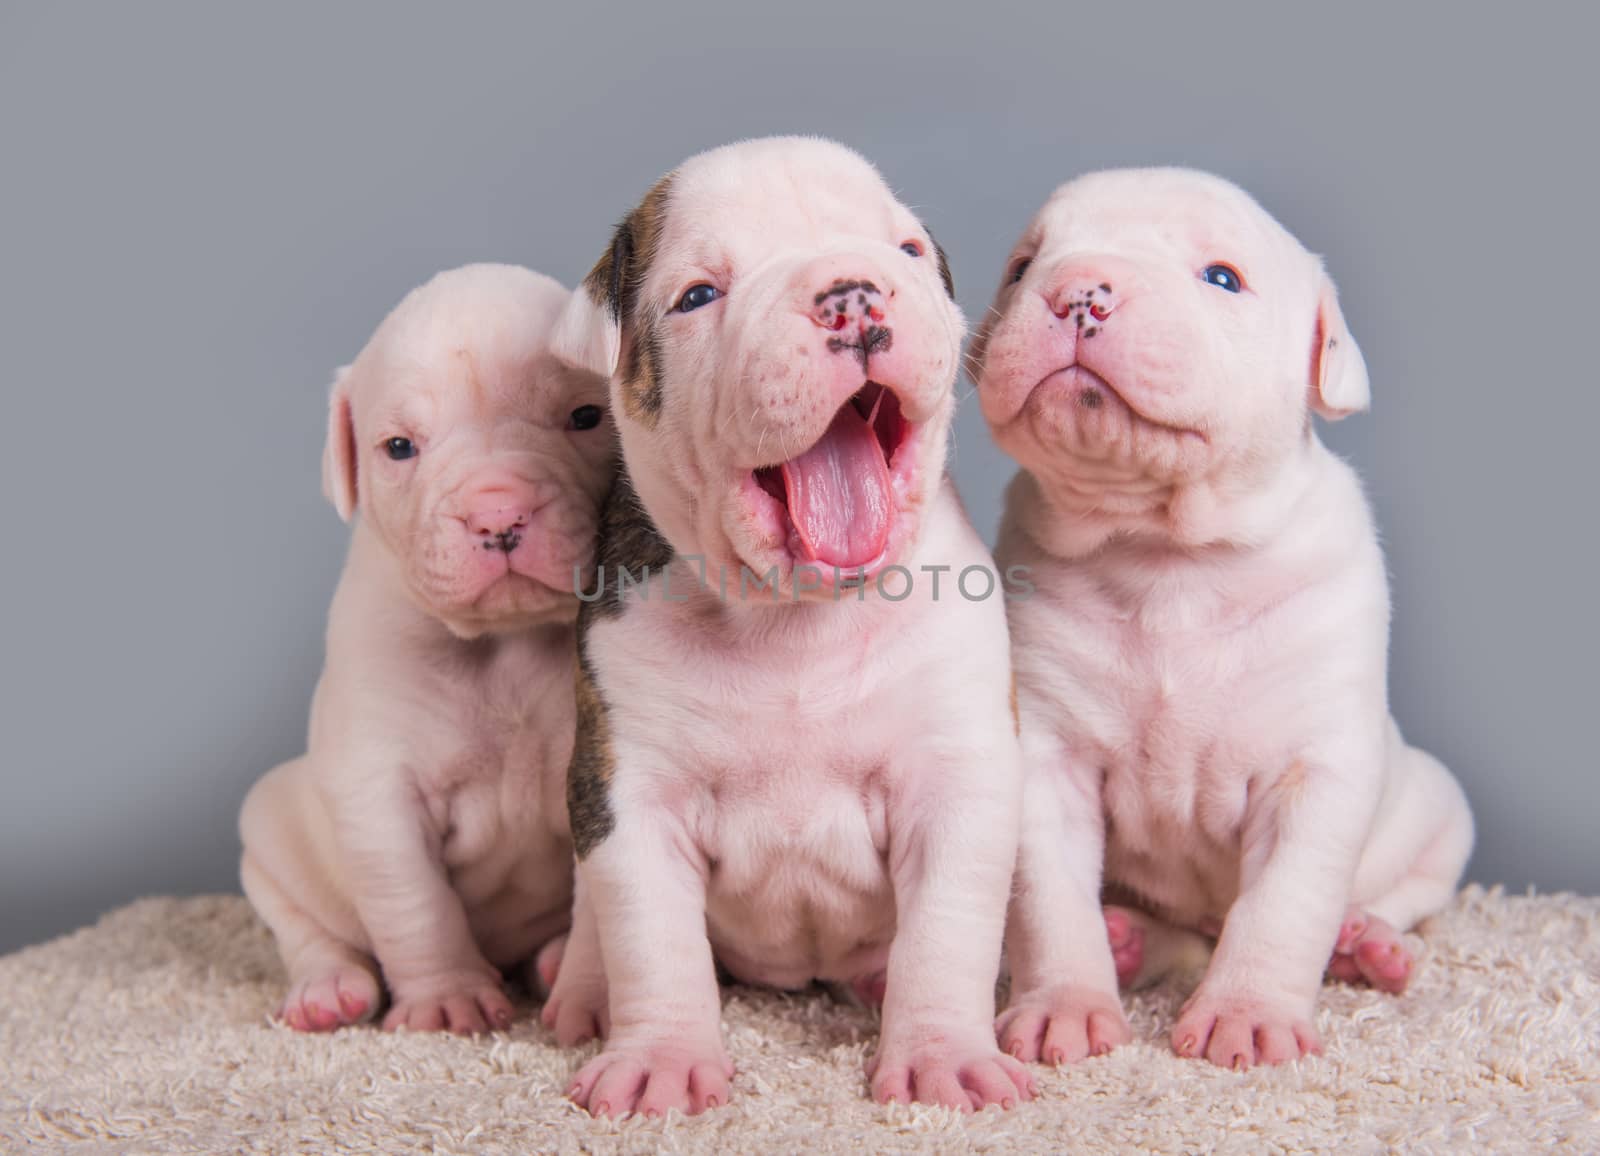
[566,811,730,1119]
[873,735,1037,1112]
[1172,737,1386,1068]
[333,780,514,1035]
[1332,730,1474,994]
[241,851,380,1031]
[240,765,380,1031]
[997,735,1130,1065]
[540,873,609,1045]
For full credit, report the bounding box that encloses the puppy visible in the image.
[239,264,614,1033]
[541,137,1032,1116]
[971,170,1474,1069]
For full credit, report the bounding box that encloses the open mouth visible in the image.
[752,382,910,570]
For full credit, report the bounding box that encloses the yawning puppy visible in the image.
[971,170,1474,1069]
[239,265,614,1034]
[542,137,1031,1116]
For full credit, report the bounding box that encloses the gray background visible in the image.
[2,3,1594,953]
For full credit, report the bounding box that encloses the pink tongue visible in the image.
[780,404,893,569]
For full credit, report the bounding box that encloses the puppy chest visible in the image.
[699,774,896,979]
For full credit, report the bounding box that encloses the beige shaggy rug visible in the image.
[1,887,1596,1155]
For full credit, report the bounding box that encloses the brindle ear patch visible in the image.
[931,234,955,299]
[620,316,664,421]
[583,174,676,429]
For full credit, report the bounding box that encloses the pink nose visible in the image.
[465,501,534,551]
[1050,279,1117,326]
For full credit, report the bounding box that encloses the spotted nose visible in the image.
[812,279,893,369]
[1050,279,1118,337]
[466,502,532,553]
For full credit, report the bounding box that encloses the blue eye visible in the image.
[1201,264,1244,293]
[383,436,417,461]
[1009,257,1032,285]
[676,284,721,312]
[900,241,923,257]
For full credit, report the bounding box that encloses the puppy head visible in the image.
[553,136,963,597]
[322,264,615,637]
[970,168,1367,512]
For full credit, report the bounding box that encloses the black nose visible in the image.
[812,280,893,370]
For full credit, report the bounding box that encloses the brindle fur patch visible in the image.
[588,466,675,621]
[567,466,677,857]
[581,175,675,427]
[568,651,616,858]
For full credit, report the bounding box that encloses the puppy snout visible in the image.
[464,494,537,553]
[811,279,893,369]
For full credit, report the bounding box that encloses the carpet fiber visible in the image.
[2,886,1597,1154]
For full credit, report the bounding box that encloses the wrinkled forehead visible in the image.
[1029,170,1302,269]
[358,295,577,417]
[653,140,913,284]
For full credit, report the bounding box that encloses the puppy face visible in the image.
[323,264,615,637]
[554,137,963,595]
[971,169,1368,504]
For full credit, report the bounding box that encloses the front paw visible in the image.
[996,984,1132,1064]
[567,1036,733,1118]
[383,970,513,1035]
[1171,986,1320,1068]
[870,1031,1037,1112]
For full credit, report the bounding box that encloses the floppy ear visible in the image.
[929,231,956,299]
[551,174,675,384]
[1309,271,1370,420]
[550,226,627,381]
[321,366,358,522]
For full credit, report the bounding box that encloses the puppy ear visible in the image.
[551,175,675,382]
[321,366,358,522]
[1309,271,1370,420]
[550,227,627,380]
[929,232,956,299]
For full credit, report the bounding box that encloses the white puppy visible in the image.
[541,137,1032,1116]
[239,264,614,1034]
[970,170,1474,1068]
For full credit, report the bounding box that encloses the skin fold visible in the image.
[971,169,1475,1070]
[238,264,614,1035]
[542,137,1032,1117]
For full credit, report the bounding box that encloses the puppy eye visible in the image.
[1009,257,1033,285]
[1201,263,1244,293]
[676,283,722,313]
[899,240,924,258]
[567,404,604,431]
[383,437,417,461]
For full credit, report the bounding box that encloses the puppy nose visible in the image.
[466,502,532,552]
[811,278,893,369]
[811,278,888,331]
[1050,280,1117,330]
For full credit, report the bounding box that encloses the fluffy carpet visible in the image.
[2,886,1596,1155]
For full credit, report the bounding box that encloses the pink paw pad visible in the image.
[1327,909,1414,994]
[1104,906,1145,988]
[280,965,380,1033]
